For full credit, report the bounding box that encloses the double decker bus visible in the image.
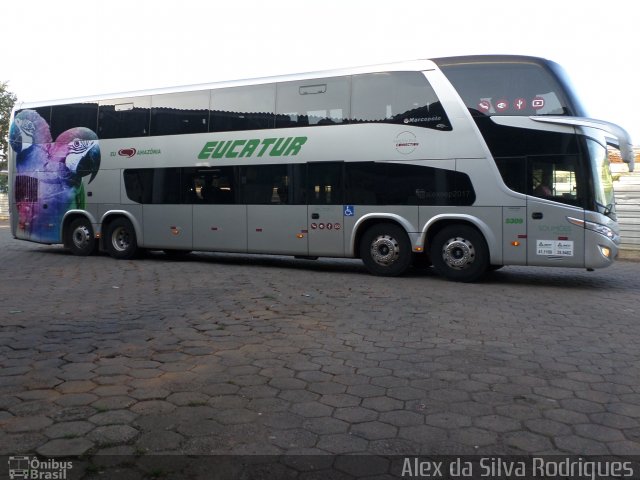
[8,55,634,282]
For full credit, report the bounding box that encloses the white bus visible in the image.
[8,55,634,282]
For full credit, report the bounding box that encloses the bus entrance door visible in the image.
[307,163,345,257]
[245,164,308,255]
[308,205,344,257]
[526,157,585,267]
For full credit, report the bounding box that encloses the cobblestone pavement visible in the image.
[1,219,640,476]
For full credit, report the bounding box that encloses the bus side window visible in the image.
[345,162,475,206]
[351,72,451,131]
[241,165,289,205]
[151,168,182,204]
[276,77,350,128]
[494,157,528,194]
[50,103,99,140]
[532,168,554,197]
[307,162,343,205]
[495,155,582,207]
[99,96,151,139]
[529,157,580,203]
[210,84,275,132]
[123,169,153,204]
[199,167,236,204]
[150,91,209,136]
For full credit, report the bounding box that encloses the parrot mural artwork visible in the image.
[9,109,101,243]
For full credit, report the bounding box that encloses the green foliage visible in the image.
[0,81,17,192]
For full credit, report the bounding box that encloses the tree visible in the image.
[0,81,18,193]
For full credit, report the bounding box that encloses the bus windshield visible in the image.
[436,56,588,118]
[587,138,616,217]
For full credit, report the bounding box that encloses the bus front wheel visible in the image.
[430,225,489,282]
[360,223,412,276]
[106,218,138,260]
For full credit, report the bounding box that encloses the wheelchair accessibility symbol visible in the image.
[343,205,354,217]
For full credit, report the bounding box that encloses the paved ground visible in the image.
[1,218,640,478]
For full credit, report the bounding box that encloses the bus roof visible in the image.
[13,55,561,112]
[432,54,553,67]
[13,58,443,111]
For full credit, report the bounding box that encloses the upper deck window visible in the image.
[211,84,276,132]
[50,103,99,139]
[276,77,350,128]
[351,72,451,131]
[438,58,585,117]
[151,91,210,136]
[23,70,455,141]
[99,96,151,139]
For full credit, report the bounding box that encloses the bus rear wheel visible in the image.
[66,217,97,256]
[360,223,412,276]
[106,218,138,260]
[430,224,489,282]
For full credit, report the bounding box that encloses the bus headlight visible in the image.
[598,245,612,259]
[567,217,615,239]
[587,222,615,239]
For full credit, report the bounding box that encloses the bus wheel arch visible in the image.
[427,220,490,282]
[358,221,413,276]
[63,214,98,256]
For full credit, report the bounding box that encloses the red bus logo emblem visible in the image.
[118,148,137,158]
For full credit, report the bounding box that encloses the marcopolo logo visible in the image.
[8,456,73,479]
[198,136,307,160]
[403,115,443,124]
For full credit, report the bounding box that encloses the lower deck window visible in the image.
[123,162,476,207]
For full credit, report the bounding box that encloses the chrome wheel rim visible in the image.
[111,226,130,252]
[72,225,92,250]
[441,236,476,270]
[370,234,400,266]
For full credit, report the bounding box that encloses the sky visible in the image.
[2,0,639,144]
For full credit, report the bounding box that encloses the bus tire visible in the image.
[360,223,412,276]
[430,224,489,282]
[66,217,97,256]
[106,218,138,260]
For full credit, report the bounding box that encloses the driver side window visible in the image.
[494,154,584,208]
[529,157,580,205]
